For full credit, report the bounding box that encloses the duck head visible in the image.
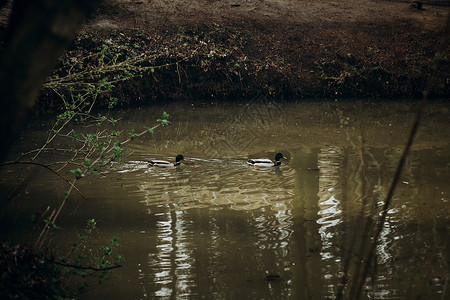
[275,153,286,162]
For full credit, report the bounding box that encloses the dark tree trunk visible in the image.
[0,0,99,162]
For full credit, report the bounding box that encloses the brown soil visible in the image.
[59,1,450,102]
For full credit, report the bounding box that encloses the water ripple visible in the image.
[115,157,296,211]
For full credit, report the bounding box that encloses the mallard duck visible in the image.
[247,153,286,167]
[149,154,185,167]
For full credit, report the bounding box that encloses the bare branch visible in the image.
[0,160,86,200]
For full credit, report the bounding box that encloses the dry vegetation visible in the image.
[25,1,450,104]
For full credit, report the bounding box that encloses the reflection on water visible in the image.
[119,158,295,211]
[1,99,449,299]
[150,210,196,298]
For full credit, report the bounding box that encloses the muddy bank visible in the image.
[39,0,449,107]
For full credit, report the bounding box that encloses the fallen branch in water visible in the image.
[51,260,122,271]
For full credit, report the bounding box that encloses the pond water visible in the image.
[1,98,449,299]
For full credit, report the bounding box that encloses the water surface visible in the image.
[1,99,449,299]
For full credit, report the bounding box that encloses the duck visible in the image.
[247,153,286,167]
[149,154,185,167]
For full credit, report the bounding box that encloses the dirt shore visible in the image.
[54,1,450,103]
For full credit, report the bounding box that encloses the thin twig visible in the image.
[14,148,77,161]
[36,179,76,249]
[31,94,88,160]
[35,209,56,249]
[0,161,86,199]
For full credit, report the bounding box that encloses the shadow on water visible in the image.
[0,98,449,299]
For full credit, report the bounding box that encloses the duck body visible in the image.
[247,158,280,167]
[149,154,184,167]
[247,153,286,167]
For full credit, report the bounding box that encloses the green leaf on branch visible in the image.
[128,129,139,139]
[70,168,85,179]
[144,126,154,134]
[111,237,119,246]
[70,131,79,140]
[157,111,171,126]
[109,130,120,137]
[108,97,118,108]
[84,158,92,167]
[110,142,123,161]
